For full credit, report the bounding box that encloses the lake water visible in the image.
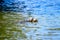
[21,0,60,40]
[1,0,60,40]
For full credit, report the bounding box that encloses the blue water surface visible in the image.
[3,0,60,40]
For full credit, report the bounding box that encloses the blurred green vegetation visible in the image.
[0,12,27,40]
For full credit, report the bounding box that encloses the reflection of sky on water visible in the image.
[4,0,60,40]
[24,0,60,40]
[25,14,60,40]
